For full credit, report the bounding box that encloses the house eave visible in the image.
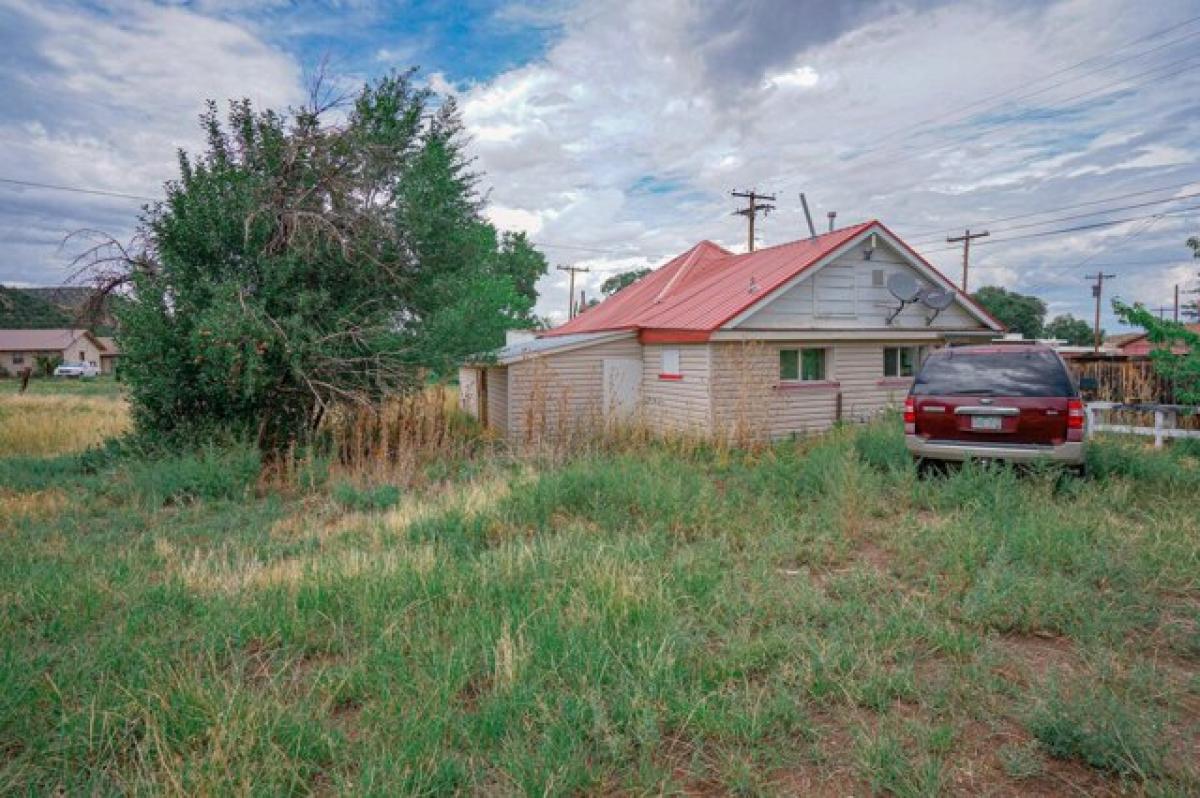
[709,328,997,342]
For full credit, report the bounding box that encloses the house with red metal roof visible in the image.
[461,221,1004,443]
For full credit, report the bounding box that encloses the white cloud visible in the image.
[4,0,1200,337]
[0,0,304,284]
[450,0,1200,329]
[762,65,819,90]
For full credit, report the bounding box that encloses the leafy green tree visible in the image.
[971,286,1047,338]
[1044,314,1098,346]
[1113,300,1200,403]
[82,72,545,448]
[600,268,650,296]
[1186,235,1200,321]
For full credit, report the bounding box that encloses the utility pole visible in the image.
[556,265,590,320]
[946,229,989,293]
[1086,272,1117,353]
[1174,283,1180,322]
[732,189,776,252]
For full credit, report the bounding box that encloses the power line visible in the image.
[555,264,590,319]
[918,201,1200,254]
[898,177,1200,242]
[731,189,776,252]
[771,14,1200,189]
[945,229,989,292]
[842,52,1200,180]
[904,186,1200,246]
[1085,272,1118,351]
[0,172,644,261]
[0,176,156,202]
[838,13,1200,164]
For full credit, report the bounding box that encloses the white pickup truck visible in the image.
[54,361,100,378]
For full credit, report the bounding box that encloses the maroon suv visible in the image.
[904,343,1087,470]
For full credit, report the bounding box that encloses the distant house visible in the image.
[460,221,1004,443]
[1105,324,1199,357]
[96,337,122,375]
[0,329,107,374]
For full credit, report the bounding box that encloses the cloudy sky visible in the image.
[2,0,1199,331]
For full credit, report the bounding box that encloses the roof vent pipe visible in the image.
[827,211,837,232]
[800,193,817,240]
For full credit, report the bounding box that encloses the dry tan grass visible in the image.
[0,394,130,456]
[0,488,67,531]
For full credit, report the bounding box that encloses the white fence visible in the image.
[1086,402,1200,448]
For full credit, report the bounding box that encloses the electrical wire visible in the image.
[902,186,1200,247]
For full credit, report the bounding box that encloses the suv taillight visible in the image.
[1067,399,1085,429]
[903,397,916,424]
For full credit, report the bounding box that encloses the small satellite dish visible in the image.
[886,273,921,302]
[920,288,955,326]
[921,289,954,310]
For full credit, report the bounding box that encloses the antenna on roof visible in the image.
[799,193,817,240]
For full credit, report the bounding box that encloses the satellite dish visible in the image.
[886,273,921,302]
[921,289,954,310]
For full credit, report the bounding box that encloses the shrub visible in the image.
[854,416,909,474]
[118,444,261,505]
[331,481,402,512]
[1029,681,1165,778]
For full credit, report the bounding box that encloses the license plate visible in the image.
[971,415,1002,431]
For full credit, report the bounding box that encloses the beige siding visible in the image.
[485,367,509,435]
[506,337,641,444]
[0,343,100,374]
[458,367,481,419]
[710,339,930,441]
[640,344,711,434]
[835,343,928,422]
[736,239,978,331]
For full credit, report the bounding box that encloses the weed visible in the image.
[1029,678,1166,779]
[331,481,402,511]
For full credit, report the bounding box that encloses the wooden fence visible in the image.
[1066,356,1178,404]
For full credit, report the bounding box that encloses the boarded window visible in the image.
[883,346,920,378]
[661,348,681,376]
[872,269,885,287]
[781,348,827,382]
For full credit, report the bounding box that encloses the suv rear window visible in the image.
[911,349,1075,397]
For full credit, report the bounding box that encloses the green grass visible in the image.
[1,416,1198,794]
[3,374,125,398]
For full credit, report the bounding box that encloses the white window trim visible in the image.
[779,346,833,383]
[660,347,681,378]
[882,345,921,378]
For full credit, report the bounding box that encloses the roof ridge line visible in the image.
[652,241,726,305]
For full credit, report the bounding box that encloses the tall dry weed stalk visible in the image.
[725,341,772,450]
[321,385,475,484]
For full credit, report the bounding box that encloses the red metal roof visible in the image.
[545,220,996,340]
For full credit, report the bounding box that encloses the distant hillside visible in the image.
[0,285,71,328]
[19,286,121,333]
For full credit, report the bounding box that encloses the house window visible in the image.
[660,348,681,378]
[883,346,920,378]
[11,353,23,365]
[780,348,827,382]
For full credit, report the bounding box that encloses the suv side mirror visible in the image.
[1078,376,1098,393]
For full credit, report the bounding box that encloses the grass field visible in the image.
[0,377,129,457]
[1,383,1198,795]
